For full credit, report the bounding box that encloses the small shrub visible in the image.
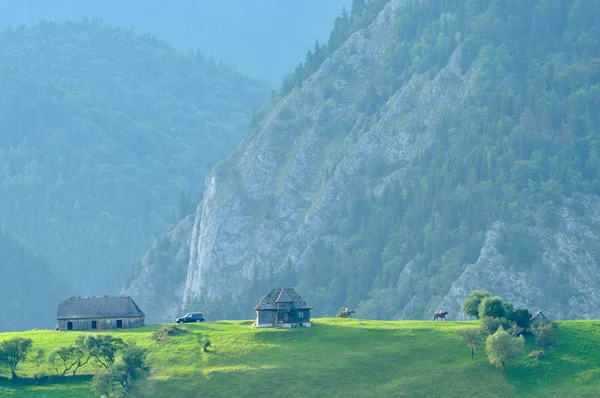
[201,339,212,352]
[32,349,46,378]
[92,370,118,397]
[507,322,524,337]
[528,350,546,360]
[457,328,484,358]
[150,325,187,343]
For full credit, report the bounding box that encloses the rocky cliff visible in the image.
[443,195,600,320]
[180,0,471,319]
[126,0,600,321]
[125,215,193,323]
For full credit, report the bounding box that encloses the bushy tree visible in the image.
[86,335,124,369]
[0,337,33,379]
[507,323,524,337]
[92,370,119,397]
[479,296,507,319]
[480,317,508,335]
[512,308,533,332]
[32,349,46,378]
[485,326,525,371]
[532,321,558,350]
[92,342,148,396]
[48,339,88,376]
[48,335,124,376]
[457,328,483,358]
[120,343,148,388]
[462,290,492,319]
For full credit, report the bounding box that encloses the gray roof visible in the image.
[530,311,548,321]
[57,296,145,320]
[254,288,311,310]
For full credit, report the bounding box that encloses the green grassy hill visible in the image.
[1,319,599,397]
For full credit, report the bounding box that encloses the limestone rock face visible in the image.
[124,215,194,323]
[180,0,474,319]
[442,196,600,320]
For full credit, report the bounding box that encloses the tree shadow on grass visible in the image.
[0,374,93,386]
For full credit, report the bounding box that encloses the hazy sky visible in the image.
[0,0,351,84]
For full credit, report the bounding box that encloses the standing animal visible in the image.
[339,308,355,318]
[433,311,449,321]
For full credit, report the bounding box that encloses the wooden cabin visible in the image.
[254,288,311,328]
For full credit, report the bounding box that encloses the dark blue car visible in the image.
[176,312,205,324]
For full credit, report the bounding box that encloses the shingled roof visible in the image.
[57,296,145,320]
[254,288,311,310]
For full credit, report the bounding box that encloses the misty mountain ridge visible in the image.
[0,19,270,307]
[0,228,65,332]
[0,0,351,84]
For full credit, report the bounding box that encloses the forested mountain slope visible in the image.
[127,0,600,322]
[0,0,351,84]
[0,229,65,331]
[0,20,270,298]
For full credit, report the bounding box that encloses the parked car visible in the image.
[176,312,205,324]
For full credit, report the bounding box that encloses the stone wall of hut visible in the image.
[57,316,144,331]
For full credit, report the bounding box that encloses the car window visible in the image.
[184,314,190,317]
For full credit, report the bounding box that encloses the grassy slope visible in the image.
[0,319,599,397]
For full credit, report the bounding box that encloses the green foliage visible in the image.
[280,0,387,96]
[532,321,559,350]
[507,323,524,337]
[48,336,89,376]
[48,335,125,376]
[90,342,148,397]
[480,317,508,336]
[457,328,483,358]
[512,309,533,332]
[150,325,187,343]
[0,337,33,378]
[85,336,124,369]
[462,290,492,319]
[479,297,508,319]
[120,343,148,383]
[497,225,540,270]
[201,339,212,352]
[91,369,119,398]
[32,348,46,377]
[485,326,525,371]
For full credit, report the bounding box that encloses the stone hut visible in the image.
[254,288,311,328]
[56,296,145,331]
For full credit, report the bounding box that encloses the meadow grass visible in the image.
[0,319,599,397]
